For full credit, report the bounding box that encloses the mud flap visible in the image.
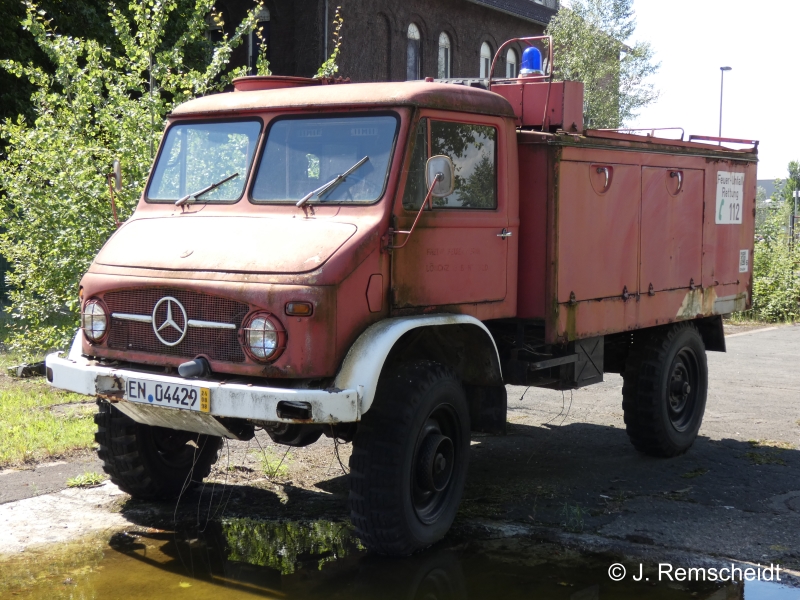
[465,384,507,435]
[565,336,604,388]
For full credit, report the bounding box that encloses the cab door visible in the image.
[390,114,510,309]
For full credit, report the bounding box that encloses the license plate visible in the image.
[125,378,210,413]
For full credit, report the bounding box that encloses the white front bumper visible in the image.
[45,336,360,434]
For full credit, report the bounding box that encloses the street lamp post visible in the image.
[719,66,732,143]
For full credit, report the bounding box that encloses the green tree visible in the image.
[546,0,659,129]
[0,0,263,354]
[750,207,800,322]
[747,160,800,322]
[458,155,495,208]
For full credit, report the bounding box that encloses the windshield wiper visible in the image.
[296,156,369,208]
[175,172,239,207]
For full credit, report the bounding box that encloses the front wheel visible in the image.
[622,323,708,457]
[348,361,470,556]
[94,400,222,500]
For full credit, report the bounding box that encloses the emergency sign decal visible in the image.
[715,171,744,225]
[739,249,750,273]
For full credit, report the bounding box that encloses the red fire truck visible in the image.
[46,39,757,555]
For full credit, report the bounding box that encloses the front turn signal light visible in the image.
[285,301,313,317]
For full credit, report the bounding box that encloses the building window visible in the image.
[480,42,492,79]
[206,12,224,44]
[248,7,270,75]
[438,32,451,79]
[407,24,422,81]
[506,48,518,78]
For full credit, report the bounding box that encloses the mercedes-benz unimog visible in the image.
[47,39,758,555]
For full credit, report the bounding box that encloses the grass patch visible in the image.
[67,471,106,488]
[251,447,292,479]
[742,440,793,466]
[681,468,709,479]
[744,452,786,466]
[0,355,96,466]
[748,439,795,450]
[560,502,585,533]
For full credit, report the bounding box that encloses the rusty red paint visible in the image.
[514,129,756,344]
[492,81,585,132]
[366,274,383,313]
[640,167,703,293]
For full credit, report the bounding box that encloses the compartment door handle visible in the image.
[670,170,683,193]
[596,166,610,190]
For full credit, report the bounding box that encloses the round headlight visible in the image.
[81,299,108,342]
[243,313,285,361]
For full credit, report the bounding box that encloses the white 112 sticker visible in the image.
[716,171,744,224]
[739,249,749,273]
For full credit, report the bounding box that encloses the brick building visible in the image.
[217,0,559,82]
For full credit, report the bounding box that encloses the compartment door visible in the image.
[557,161,640,303]
[640,167,704,293]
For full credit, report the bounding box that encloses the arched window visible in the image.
[480,42,492,78]
[248,7,270,74]
[407,24,421,81]
[438,32,451,79]
[506,48,518,78]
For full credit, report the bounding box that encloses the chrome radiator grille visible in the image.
[103,289,249,363]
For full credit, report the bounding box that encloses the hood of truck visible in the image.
[94,216,357,274]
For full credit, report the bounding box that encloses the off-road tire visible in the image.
[348,361,470,556]
[622,323,708,457]
[94,400,222,500]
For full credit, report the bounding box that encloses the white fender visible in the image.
[333,314,501,417]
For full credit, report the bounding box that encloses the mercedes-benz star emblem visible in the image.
[152,297,188,347]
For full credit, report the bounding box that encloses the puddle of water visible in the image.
[0,520,796,599]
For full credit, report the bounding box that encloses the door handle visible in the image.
[497,228,512,239]
[670,170,683,193]
[596,166,610,190]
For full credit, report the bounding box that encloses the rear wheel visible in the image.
[622,323,708,457]
[348,361,470,556]
[94,400,222,500]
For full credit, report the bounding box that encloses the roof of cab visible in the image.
[170,81,516,119]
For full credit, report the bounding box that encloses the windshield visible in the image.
[251,114,399,204]
[147,120,261,203]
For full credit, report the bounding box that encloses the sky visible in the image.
[626,0,799,181]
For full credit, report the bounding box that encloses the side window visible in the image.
[402,119,497,210]
[431,121,497,209]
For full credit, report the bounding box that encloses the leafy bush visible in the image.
[748,205,800,322]
[0,1,262,355]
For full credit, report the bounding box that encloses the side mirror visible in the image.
[112,159,122,192]
[426,155,455,198]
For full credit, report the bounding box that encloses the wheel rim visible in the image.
[152,427,201,469]
[411,404,462,525]
[667,348,700,432]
